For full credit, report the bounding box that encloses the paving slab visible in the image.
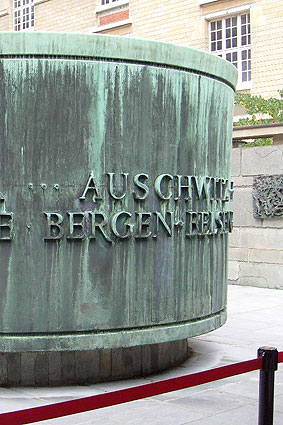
[1,285,283,424]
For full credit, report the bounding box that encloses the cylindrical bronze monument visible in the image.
[0,33,237,385]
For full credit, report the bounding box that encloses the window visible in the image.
[101,0,123,6]
[209,13,251,87]
[14,0,34,31]
[96,0,129,14]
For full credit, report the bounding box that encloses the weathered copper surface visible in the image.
[0,33,237,352]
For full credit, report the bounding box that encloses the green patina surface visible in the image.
[0,33,236,352]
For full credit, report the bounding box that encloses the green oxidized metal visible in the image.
[0,32,237,353]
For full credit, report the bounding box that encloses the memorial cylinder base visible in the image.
[0,33,237,385]
[0,340,189,386]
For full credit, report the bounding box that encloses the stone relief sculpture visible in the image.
[253,175,283,218]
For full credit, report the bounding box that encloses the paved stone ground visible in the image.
[1,284,283,425]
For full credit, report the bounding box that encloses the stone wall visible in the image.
[229,143,283,289]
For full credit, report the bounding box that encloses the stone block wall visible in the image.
[34,0,95,33]
[229,143,283,288]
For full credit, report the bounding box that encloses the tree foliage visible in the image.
[235,90,283,126]
[234,90,283,146]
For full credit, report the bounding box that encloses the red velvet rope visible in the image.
[0,356,265,425]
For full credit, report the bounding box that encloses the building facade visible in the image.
[0,0,282,97]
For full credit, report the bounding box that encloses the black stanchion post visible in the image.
[258,346,278,425]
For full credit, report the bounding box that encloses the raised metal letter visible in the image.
[135,212,152,238]
[44,213,64,240]
[89,212,113,243]
[80,172,102,202]
[67,212,85,239]
[111,211,133,238]
[0,213,14,240]
[154,174,173,200]
[133,173,149,200]
[108,173,129,200]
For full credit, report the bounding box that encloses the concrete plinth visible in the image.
[0,340,189,386]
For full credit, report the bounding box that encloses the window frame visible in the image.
[98,0,128,12]
[208,11,251,90]
[199,0,220,5]
[14,0,35,32]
